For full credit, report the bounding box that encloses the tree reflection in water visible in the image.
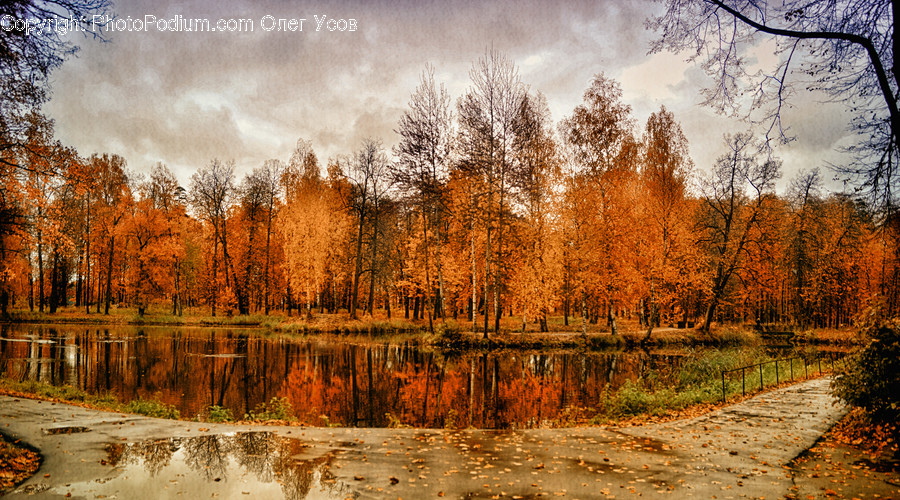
[105,432,339,500]
[2,324,712,428]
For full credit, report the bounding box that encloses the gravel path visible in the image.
[0,377,847,499]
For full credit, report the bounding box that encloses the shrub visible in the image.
[205,405,235,423]
[832,320,900,420]
[124,399,181,419]
[246,397,294,421]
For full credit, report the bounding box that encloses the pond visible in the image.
[0,323,805,428]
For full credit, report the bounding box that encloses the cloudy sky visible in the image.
[44,0,853,193]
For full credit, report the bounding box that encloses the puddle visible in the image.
[52,432,348,500]
[43,426,91,435]
[627,436,674,454]
[854,457,900,473]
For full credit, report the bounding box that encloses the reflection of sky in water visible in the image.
[51,433,343,500]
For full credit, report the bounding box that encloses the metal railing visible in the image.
[720,352,845,403]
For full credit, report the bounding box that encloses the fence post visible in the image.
[790,357,794,381]
[759,363,764,391]
[742,367,746,396]
[722,371,726,403]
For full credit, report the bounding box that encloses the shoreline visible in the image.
[1,309,864,350]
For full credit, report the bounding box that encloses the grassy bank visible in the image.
[0,378,181,419]
[573,347,843,426]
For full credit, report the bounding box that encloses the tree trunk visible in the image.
[75,253,82,308]
[104,235,114,315]
[483,225,491,338]
[221,218,248,315]
[493,184,505,334]
[173,257,182,316]
[608,304,618,336]
[27,248,34,312]
[241,223,256,316]
[580,289,587,338]
[471,216,477,332]
[421,208,434,333]
[84,193,91,314]
[96,253,102,313]
[48,252,58,314]
[350,212,365,320]
[435,231,447,320]
[263,191,274,315]
[37,230,44,313]
[702,297,719,333]
[367,200,379,318]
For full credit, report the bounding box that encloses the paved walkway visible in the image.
[0,377,847,499]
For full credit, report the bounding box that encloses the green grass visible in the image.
[590,348,771,422]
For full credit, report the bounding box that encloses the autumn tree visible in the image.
[457,49,528,336]
[146,163,188,315]
[637,106,695,341]
[785,168,823,325]
[341,139,391,320]
[19,113,65,312]
[280,139,321,312]
[733,193,788,324]
[393,64,454,332]
[281,142,350,317]
[508,92,562,332]
[697,133,780,331]
[190,159,239,316]
[259,159,284,314]
[122,164,187,316]
[46,154,87,313]
[92,153,130,315]
[805,195,874,327]
[232,167,273,313]
[559,74,639,336]
[126,180,169,315]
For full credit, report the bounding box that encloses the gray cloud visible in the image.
[43,0,853,193]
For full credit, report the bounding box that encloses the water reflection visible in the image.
[0,323,792,428]
[98,432,338,500]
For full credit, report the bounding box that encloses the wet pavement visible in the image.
[0,377,852,498]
